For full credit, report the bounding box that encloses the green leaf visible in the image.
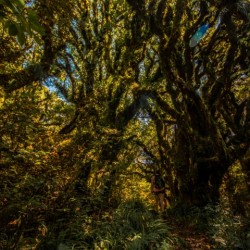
[30,22,45,35]
[15,0,25,8]
[27,11,45,35]
[19,17,33,36]
[16,23,26,45]
[8,23,18,36]
[17,31,25,46]
[27,11,39,22]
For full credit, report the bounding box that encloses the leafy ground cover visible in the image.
[1,196,249,250]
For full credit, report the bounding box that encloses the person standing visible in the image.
[151,171,166,213]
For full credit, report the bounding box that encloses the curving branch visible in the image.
[0,25,65,93]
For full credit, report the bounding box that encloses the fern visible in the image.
[91,199,170,250]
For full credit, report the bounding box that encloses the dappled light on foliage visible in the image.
[0,0,249,249]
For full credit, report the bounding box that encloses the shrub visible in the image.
[88,199,171,250]
[208,204,250,249]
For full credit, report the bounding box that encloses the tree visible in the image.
[124,0,250,205]
[0,0,249,223]
[1,0,250,248]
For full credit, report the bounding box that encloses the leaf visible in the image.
[9,0,25,9]
[30,22,45,35]
[27,11,39,22]
[17,31,25,46]
[28,11,45,35]
[8,23,19,36]
[15,0,25,7]
[15,23,26,45]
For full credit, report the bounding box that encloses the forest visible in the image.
[0,0,249,249]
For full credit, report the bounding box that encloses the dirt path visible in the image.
[166,216,213,249]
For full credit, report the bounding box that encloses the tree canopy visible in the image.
[0,0,249,249]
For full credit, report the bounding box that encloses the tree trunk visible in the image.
[174,127,230,206]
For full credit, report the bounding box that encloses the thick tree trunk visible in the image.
[193,161,228,205]
[174,128,230,206]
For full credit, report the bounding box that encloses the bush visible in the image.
[34,198,172,250]
[207,204,250,250]
[88,199,171,250]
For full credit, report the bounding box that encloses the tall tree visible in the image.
[124,0,250,205]
[1,0,249,211]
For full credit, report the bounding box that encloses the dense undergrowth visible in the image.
[19,199,172,250]
[167,202,250,250]
[0,154,249,249]
[1,190,250,250]
[1,148,249,249]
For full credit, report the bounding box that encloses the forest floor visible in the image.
[165,215,213,250]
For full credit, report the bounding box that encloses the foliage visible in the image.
[166,202,250,250]
[0,85,75,249]
[0,0,249,248]
[0,0,44,45]
[85,200,170,250]
[206,204,250,250]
